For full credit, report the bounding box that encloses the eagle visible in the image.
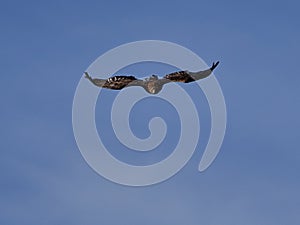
[84,61,219,94]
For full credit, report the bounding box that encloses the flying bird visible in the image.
[84,61,219,94]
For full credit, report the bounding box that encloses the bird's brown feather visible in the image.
[163,71,195,83]
[102,76,138,90]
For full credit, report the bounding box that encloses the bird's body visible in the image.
[85,61,219,94]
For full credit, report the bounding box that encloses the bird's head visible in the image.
[149,75,159,80]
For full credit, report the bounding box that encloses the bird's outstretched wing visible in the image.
[163,61,220,83]
[84,72,144,90]
[102,75,140,90]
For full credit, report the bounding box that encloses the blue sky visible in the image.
[1,0,300,224]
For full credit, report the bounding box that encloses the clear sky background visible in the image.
[1,0,300,224]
